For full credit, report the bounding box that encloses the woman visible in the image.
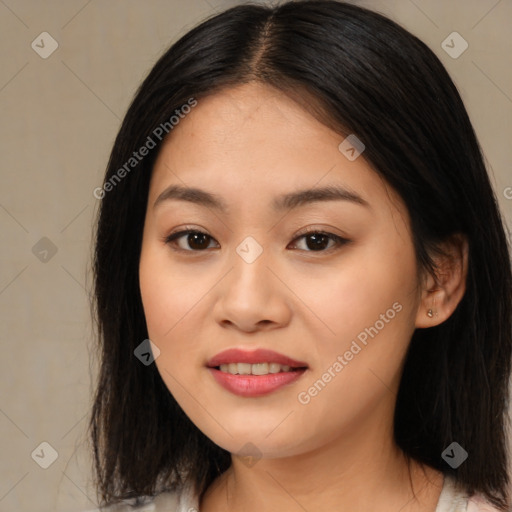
[89,1,512,511]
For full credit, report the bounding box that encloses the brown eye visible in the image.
[165,230,217,251]
[301,233,331,251]
[289,231,349,252]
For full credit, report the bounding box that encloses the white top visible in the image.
[88,474,503,511]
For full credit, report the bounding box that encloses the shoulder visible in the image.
[466,494,507,512]
[437,475,507,512]
[84,484,199,512]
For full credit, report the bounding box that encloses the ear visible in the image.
[415,233,469,328]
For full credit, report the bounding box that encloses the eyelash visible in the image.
[164,226,350,254]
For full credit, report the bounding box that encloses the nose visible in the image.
[212,240,292,333]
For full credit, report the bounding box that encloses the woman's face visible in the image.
[139,82,424,459]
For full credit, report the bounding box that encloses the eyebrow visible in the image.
[153,184,370,212]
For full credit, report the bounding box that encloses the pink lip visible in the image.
[208,368,307,397]
[206,348,308,368]
[206,348,308,398]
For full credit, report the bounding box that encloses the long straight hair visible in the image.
[90,1,512,509]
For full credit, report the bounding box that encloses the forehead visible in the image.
[148,83,405,220]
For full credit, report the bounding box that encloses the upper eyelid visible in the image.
[165,227,344,241]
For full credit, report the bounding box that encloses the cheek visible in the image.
[288,240,418,443]
[302,232,419,383]
[138,241,215,387]
[139,242,203,341]
[287,228,416,346]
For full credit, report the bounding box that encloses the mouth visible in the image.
[211,362,307,375]
[206,348,308,397]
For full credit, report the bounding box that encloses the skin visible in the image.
[139,82,468,512]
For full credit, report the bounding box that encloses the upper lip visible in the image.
[206,348,308,368]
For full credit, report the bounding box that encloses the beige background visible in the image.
[0,1,511,511]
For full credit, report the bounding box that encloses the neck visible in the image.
[200,397,444,512]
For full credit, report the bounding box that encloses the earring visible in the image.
[427,309,434,318]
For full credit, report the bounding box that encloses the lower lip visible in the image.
[208,367,307,397]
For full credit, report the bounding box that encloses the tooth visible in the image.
[237,362,252,375]
[252,363,269,375]
[217,362,298,375]
[269,363,281,373]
